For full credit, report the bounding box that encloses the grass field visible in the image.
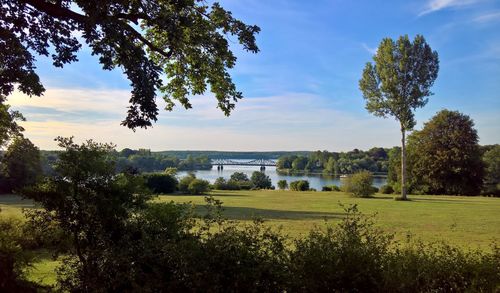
[158,190,500,248]
[1,190,500,287]
[2,191,500,247]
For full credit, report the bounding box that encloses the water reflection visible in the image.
[177,164,387,190]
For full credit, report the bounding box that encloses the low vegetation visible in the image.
[342,171,376,198]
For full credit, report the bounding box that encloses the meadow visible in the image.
[158,190,500,248]
[1,191,499,287]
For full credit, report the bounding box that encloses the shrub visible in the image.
[277,180,288,190]
[322,185,340,192]
[230,172,250,182]
[0,216,39,292]
[342,171,375,197]
[179,174,196,193]
[288,204,391,292]
[251,171,272,189]
[290,180,310,191]
[379,184,394,194]
[213,177,225,190]
[142,173,178,194]
[188,179,210,195]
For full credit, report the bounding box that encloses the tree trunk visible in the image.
[400,127,408,200]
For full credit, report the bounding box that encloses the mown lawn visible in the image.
[158,190,500,248]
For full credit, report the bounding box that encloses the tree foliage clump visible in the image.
[407,110,484,195]
[251,171,272,189]
[142,172,178,194]
[1,0,260,129]
[359,34,439,200]
[482,145,500,196]
[290,180,310,191]
[277,179,288,190]
[178,174,209,195]
[1,136,42,193]
[342,171,375,198]
[0,216,40,292]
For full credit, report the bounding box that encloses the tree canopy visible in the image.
[407,110,484,195]
[1,0,260,129]
[359,35,439,200]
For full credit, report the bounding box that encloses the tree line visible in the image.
[276,147,390,175]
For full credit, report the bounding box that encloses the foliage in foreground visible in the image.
[8,137,498,292]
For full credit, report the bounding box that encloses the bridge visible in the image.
[211,159,276,171]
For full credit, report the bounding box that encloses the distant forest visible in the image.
[32,144,500,176]
[276,148,391,175]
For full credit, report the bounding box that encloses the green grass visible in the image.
[2,190,499,287]
[158,190,500,248]
[25,250,60,287]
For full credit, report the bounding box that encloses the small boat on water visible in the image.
[340,174,348,178]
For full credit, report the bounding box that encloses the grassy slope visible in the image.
[158,190,500,248]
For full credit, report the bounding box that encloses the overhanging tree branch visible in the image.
[20,0,172,58]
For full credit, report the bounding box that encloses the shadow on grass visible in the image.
[193,205,344,221]
[0,194,35,209]
[410,197,479,204]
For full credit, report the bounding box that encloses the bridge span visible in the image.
[211,159,276,171]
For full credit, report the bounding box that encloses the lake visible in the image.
[177,161,387,190]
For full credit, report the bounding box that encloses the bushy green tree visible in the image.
[21,137,150,290]
[342,171,375,198]
[0,216,38,292]
[213,177,228,190]
[292,156,308,170]
[407,110,483,195]
[290,180,310,191]
[483,145,500,185]
[251,171,272,189]
[142,173,178,194]
[359,35,439,200]
[277,180,288,190]
[188,178,210,195]
[230,172,250,182]
[1,136,42,192]
[1,0,260,129]
[179,174,196,193]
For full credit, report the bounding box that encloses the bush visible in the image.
[342,171,375,197]
[289,205,391,292]
[251,171,272,189]
[179,174,196,193]
[142,173,178,194]
[188,179,210,195]
[230,172,250,182]
[322,185,340,192]
[379,184,394,194]
[0,216,39,292]
[277,180,288,190]
[290,180,310,191]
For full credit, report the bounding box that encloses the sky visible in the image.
[7,0,500,151]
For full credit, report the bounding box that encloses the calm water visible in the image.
[177,161,387,190]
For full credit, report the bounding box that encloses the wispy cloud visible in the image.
[419,0,482,16]
[361,43,377,55]
[473,11,500,23]
[10,87,403,151]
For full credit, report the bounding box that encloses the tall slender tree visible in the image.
[359,35,439,200]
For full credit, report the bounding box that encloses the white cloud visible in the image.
[473,11,500,23]
[419,0,482,16]
[361,43,377,55]
[9,87,404,151]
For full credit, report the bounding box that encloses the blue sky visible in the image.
[8,0,500,151]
